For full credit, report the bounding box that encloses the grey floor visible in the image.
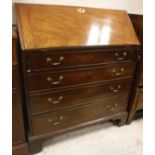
[34,119,143,155]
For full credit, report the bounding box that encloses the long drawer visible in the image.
[26,49,136,72]
[32,95,128,135]
[27,62,135,92]
[29,79,132,115]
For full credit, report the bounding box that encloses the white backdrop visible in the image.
[12,0,143,24]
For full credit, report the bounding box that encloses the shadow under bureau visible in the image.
[15,3,140,154]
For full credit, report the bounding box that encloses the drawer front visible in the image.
[29,79,132,114]
[27,62,135,92]
[26,50,135,72]
[32,96,128,135]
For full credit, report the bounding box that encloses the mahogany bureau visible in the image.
[15,4,140,154]
[12,27,29,155]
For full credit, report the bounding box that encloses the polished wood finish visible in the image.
[30,78,132,115]
[127,14,143,124]
[27,62,135,92]
[16,4,139,50]
[25,48,136,72]
[32,95,128,135]
[16,4,140,154]
[12,27,29,155]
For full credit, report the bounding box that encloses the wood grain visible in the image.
[26,48,136,72]
[29,78,132,115]
[15,4,139,50]
[12,27,29,155]
[15,4,140,153]
[27,62,135,92]
[32,95,128,135]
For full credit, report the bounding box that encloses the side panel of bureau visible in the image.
[12,65,29,155]
[127,14,143,123]
[12,28,29,155]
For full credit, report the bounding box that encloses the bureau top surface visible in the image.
[16,3,139,50]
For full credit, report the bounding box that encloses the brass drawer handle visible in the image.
[48,96,63,104]
[46,56,64,66]
[106,103,118,111]
[48,116,63,126]
[110,85,121,93]
[47,76,63,85]
[115,52,127,61]
[112,68,124,76]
